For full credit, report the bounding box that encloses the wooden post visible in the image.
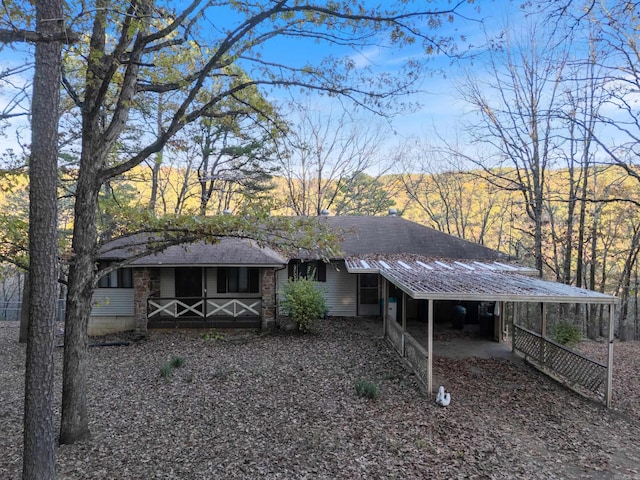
[382,278,387,338]
[540,303,547,364]
[496,301,504,342]
[606,303,615,408]
[428,298,433,395]
[512,303,518,353]
[401,292,406,356]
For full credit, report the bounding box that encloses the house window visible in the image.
[288,261,327,282]
[96,263,133,288]
[217,267,260,293]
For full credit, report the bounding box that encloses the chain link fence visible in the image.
[0,300,66,322]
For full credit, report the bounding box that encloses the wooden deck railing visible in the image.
[148,297,261,319]
[513,325,607,398]
[384,316,430,391]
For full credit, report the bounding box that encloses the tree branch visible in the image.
[0,27,78,44]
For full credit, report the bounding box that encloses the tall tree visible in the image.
[22,0,63,477]
[457,18,570,275]
[53,0,471,444]
[559,0,640,339]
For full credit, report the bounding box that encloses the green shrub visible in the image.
[280,278,327,333]
[355,379,379,400]
[159,363,173,378]
[552,321,582,347]
[203,329,224,341]
[170,356,185,368]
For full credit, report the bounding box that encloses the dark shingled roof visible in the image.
[99,216,507,265]
[102,237,286,267]
[321,216,507,261]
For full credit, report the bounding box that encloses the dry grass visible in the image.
[1,318,639,479]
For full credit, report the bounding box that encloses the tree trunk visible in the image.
[149,94,164,212]
[22,0,62,477]
[615,226,640,341]
[59,146,101,444]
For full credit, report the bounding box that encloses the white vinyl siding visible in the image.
[91,289,135,316]
[160,268,175,297]
[277,261,357,317]
[323,262,357,316]
[207,267,217,295]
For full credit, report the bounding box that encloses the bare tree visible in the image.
[456,17,571,275]
[400,144,510,247]
[0,64,31,123]
[573,1,640,339]
[279,104,394,216]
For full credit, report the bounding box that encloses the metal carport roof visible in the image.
[344,256,617,305]
[346,255,617,406]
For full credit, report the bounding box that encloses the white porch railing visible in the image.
[148,297,261,319]
[206,298,261,317]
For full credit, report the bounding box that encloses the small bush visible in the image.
[203,330,224,341]
[159,363,173,378]
[355,380,379,400]
[552,321,582,347]
[280,278,327,333]
[170,356,185,368]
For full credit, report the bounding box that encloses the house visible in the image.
[92,212,618,406]
[91,214,513,336]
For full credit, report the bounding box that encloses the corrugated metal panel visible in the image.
[91,289,135,315]
[344,256,616,304]
[161,268,174,297]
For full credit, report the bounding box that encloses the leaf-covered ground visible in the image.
[1,318,639,479]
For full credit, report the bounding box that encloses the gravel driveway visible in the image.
[1,318,639,479]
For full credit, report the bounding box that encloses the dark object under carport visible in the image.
[452,304,466,329]
[478,312,494,338]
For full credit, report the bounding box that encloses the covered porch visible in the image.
[345,256,618,407]
[133,263,279,333]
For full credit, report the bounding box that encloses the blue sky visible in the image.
[0,0,525,165]
[243,0,526,152]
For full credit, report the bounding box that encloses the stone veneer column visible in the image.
[133,268,152,337]
[261,268,276,331]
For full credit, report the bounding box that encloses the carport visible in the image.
[345,256,618,407]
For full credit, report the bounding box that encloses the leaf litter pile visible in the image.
[1,318,639,479]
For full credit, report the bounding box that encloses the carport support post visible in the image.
[540,303,547,364]
[428,299,433,395]
[512,303,518,353]
[401,292,406,356]
[606,303,615,408]
[382,278,387,337]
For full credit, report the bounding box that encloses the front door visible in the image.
[175,267,203,316]
[358,273,380,316]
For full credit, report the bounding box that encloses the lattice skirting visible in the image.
[514,325,606,396]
